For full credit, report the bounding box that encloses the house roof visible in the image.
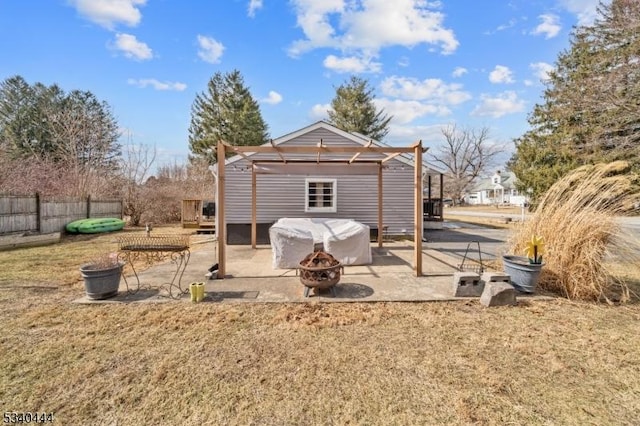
[471,171,519,191]
[223,120,445,174]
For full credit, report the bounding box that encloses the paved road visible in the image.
[434,212,640,265]
[445,209,529,222]
[446,210,640,235]
[424,223,510,267]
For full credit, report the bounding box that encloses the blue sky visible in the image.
[0,0,607,169]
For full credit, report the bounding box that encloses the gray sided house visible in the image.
[213,121,441,244]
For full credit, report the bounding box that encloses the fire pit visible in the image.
[298,251,342,297]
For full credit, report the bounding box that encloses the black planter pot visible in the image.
[80,262,124,300]
[502,255,544,293]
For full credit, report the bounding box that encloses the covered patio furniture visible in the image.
[322,220,371,265]
[269,223,314,269]
[269,218,372,268]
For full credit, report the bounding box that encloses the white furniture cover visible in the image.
[269,223,314,269]
[269,218,372,268]
[322,220,372,266]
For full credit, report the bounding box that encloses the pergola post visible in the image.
[440,173,444,218]
[251,163,257,249]
[414,141,423,276]
[377,162,383,248]
[216,140,226,279]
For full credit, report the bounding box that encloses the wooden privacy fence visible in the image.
[0,194,123,235]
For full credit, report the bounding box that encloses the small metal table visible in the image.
[117,234,190,299]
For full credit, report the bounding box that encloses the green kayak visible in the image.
[66,218,125,234]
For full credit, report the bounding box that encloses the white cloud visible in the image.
[127,78,187,91]
[288,0,344,56]
[496,18,517,32]
[489,65,515,84]
[197,35,225,64]
[113,33,152,60]
[385,123,445,146]
[558,0,602,26]
[530,62,554,82]
[380,76,471,104]
[531,13,561,39]
[323,54,382,73]
[69,0,146,29]
[471,91,526,118]
[375,98,450,124]
[289,0,458,58]
[452,67,467,78]
[310,103,331,120]
[248,0,263,17]
[262,91,283,105]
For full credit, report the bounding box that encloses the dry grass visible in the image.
[2,223,640,424]
[506,161,640,303]
[1,294,640,425]
[0,225,194,287]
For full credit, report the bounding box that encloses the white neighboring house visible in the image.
[465,171,528,206]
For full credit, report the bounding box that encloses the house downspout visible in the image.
[208,164,218,239]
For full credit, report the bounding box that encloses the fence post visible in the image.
[87,195,91,218]
[36,192,41,233]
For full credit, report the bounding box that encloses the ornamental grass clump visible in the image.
[507,161,640,303]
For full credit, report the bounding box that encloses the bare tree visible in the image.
[0,155,75,196]
[429,124,503,204]
[140,159,214,225]
[120,142,156,226]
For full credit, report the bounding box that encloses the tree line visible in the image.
[0,76,212,225]
[4,0,635,224]
[509,0,640,202]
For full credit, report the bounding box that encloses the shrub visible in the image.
[506,161,640,302]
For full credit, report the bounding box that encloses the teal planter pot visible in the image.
[502,255,544,293]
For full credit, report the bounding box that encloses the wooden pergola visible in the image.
[215,139,427,279]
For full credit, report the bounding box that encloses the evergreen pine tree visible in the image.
[188,70,269,163]
[328,76,392,141]
[510,0,640,201]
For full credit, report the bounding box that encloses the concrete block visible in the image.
[452,271,483,297]
[480,282,517,307]
[481,271,511,285]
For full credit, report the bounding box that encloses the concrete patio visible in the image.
[75,242,458,303]
[74,225,517,304]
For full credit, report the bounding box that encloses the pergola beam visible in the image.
[380,152,402,163]
[253,159,383,164]
[230,145,416,154]
[349,140,372,163]
[222,140,252,161]
[270,139,287,163]
[317,139,323,163]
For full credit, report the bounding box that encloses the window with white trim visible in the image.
[305,178,337,213]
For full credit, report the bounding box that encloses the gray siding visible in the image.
[224,127,417,235]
